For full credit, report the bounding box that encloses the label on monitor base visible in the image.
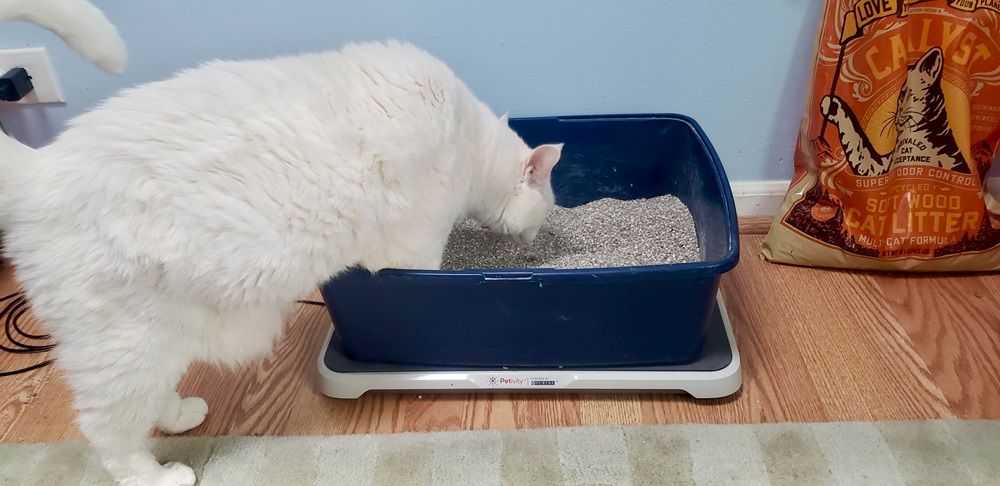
[483,375,560,388]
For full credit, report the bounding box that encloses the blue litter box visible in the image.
[319,114,739,369]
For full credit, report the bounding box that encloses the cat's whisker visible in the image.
[877,108,899,134]
[880,116,897,136]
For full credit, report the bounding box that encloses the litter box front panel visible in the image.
[320,114,738,369]
[321,270,720,368]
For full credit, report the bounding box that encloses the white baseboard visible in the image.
[730,181,789,217]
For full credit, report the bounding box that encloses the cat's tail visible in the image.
[0,0,127,73]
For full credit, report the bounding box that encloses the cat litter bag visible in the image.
[762,0,1000,271]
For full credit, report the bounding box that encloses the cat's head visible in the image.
[896,47,944,131]
[497,142,563,243]
[476,114,563,244]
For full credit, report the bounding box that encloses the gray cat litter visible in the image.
[441,195,701,270]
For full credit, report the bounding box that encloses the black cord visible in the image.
[0,290,56,377]
[1,292,50,352]
[0,359,53,377]
[3,297,45,351]
[297,299,326,306]
[8,294,51,340]
[13,304,50,340]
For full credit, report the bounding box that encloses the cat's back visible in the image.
[26,40,469,225]
[19,40,465,216]
[45,40,459,160]
[6,41,475,306]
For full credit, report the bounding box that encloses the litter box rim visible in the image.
[378,113,739,280]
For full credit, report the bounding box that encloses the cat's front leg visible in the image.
[820,95,891,176]
[821,95,862,141]
[406,244,444,270]
[370,247,443,271]
[404,229,450,270]
[363,225,448,271]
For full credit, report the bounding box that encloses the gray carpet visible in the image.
[1,420,997,485]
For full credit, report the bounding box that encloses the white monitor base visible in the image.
[318,293,741,400]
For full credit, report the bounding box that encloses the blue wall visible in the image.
[0,1,822,181]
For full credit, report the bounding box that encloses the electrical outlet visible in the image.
[0,47,64,105]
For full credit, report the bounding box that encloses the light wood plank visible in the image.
[872,273,1000,419]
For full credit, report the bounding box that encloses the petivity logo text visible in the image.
[486,376,557,387]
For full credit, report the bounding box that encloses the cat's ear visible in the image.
[917,48,943,81]
[499,112,509,125]
[521,143,563,186]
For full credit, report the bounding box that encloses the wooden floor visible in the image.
[1,221,998,443]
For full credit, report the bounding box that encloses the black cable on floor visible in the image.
[4,294,52,351]
[13,302,50,340]
[0,359,53,377]
[297,299,326,306]
[0,290,56,377]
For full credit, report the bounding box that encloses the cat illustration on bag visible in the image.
[820,47,972,177]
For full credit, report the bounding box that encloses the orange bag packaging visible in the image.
[762,0,1000,271]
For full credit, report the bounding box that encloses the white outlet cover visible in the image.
[1,47,64,104]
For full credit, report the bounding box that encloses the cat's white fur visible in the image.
[0,1,562,485]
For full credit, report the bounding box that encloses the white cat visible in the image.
[0,1,562,484]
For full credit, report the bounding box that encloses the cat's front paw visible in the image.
[820,95,845,120]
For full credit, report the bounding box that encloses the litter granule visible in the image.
[441,195,701,270]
